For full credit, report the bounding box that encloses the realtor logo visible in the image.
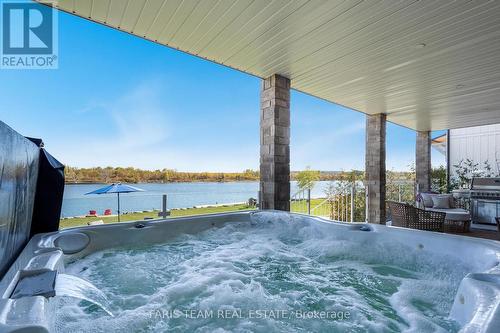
[1,1,58,69]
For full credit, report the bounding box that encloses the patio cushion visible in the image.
[443,193,456,208]
[420,193,435,207]
[426,207,470,221]
[420,193,455,208]
[432,195,451,209]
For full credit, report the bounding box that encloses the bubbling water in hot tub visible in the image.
[52,212,470,332]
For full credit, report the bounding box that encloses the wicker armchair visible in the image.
[387,201,445,232]
[387,201,416,228]
[414,208,445,232]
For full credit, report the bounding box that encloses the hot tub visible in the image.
[1,211,499,332]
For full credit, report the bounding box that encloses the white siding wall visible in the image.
[449,124,500,176]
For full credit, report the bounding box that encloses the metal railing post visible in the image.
[163,194,167,214]
[158,194,169,218]
[344,194,348,221]
[415,182,420,205]
[337,195,340,220]
[307,188,311,215]
[350,183,355,222]
[365,184,369,222]
[398,184,402,202]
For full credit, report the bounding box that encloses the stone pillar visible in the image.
[416,131,431,193]
[365,114,386,224]
[260,74,290,211]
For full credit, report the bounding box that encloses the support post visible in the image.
[259,74,291,211]
[365,114,386,224]
[416,130,432,193]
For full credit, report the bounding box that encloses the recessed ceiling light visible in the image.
[415,43,426,49]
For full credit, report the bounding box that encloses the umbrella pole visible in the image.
[117,192,120,222]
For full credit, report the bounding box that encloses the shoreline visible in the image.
[61,201,248,220]
[58,199,326,229]
[59,203,255,229]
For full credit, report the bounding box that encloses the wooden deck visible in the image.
[448,228,499,241]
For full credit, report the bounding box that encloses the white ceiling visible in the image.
[41,0,500,131]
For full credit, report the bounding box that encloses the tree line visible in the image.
[64,166,416,184]
[64,167,260,183]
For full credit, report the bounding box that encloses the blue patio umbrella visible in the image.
[85,183,145,222]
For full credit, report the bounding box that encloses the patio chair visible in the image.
[413,208,445,232]
[387,201,445,232]
[418,192,471,233]
[387,201,416,228]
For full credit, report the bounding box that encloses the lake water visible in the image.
[61,181,333,218]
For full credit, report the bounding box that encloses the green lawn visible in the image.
[59,198,330,229]
[59,204,255,229]
[290,198,326,214]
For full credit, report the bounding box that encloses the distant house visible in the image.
[433,124,500,180]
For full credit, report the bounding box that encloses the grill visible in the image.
[470,177,500,225]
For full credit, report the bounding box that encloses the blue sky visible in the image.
[0,6,444,172]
